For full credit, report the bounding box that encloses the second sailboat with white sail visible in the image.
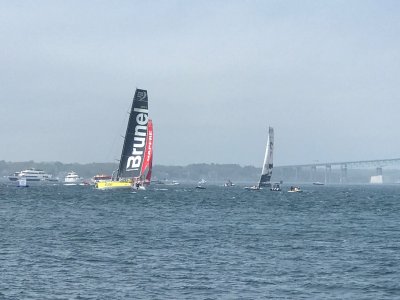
[245,126,274,190]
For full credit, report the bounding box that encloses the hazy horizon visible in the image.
[1,1,400,166]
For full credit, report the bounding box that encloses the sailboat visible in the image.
[245,126,274,190]
[95,89,153,190]
[196,178,207,189]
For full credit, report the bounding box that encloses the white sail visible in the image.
[259,126,274,187]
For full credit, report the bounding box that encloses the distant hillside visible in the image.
[0,160,118,180]
[0,161,261,183]
[2,160,397,183]
[153,163,260,183]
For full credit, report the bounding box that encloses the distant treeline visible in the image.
[0,160,118,180]
[0,161,261,183]
[2,160,398,183]
[154,164,261,183]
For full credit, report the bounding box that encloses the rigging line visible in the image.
[103,102,132,163]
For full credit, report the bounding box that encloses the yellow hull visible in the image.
[95,180,132,190]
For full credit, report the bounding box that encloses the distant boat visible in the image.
[164,180,180,186]
[8,172,20,181]
[270,183,281,191]
[154,179,180,185]
[245,126,274,190]
[196,179,207,189]
[8,168,54,182]
[95,89,153,190]
[244,185,261,191]
[17,178,28,188]
[288,186,302,193]
[64,171,82,185]
[313,182,324,186]
[224,179,235,187]
[370,175,383,184]
[195,186,206,190]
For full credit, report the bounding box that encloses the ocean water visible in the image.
[1,183,400,299]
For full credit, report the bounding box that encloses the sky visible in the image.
[1,0,400,166]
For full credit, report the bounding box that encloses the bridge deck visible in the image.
[278,158,400,168]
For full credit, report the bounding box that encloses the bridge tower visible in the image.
[295,166,301,182]
[325,164,331,184]
[310,166,317,182]
[340,164,348,183]
[376,167,383,176]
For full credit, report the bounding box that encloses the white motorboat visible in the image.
[244,185,261,191]
[64,171,82,185]
[288,186,302,193]
[196,179,207,189]
[8,168,54,182]
[17,178,29,187]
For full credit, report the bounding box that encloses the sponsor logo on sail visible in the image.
[126,107,149,171]
[136,91,147,102]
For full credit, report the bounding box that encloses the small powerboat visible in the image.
[224,179,235,187]
[288,186,302,193]
[64,171,82,184]
[196,179,207,189]
[270,183,281,191]
[132,180,146,191]
[244,185,261,191]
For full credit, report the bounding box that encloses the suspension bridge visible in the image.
[275,158,400,184]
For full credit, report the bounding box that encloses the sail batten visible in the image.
[259,126,274,187]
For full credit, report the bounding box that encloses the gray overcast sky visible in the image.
[1,1,400,166]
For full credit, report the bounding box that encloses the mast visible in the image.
[117,89,149,180]
[259,126,274,187]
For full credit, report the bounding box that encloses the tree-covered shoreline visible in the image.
[0,161,261,183]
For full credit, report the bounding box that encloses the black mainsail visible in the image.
[117,89,149,180]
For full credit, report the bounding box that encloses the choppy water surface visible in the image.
[1,183,400,299]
